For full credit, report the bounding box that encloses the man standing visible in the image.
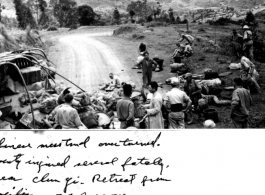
[242,25,253,60]
[139,52,159,87]
[164,78,192,129]
[135,43,148,69]
[184,73,202,114]
[117,84,135,129]
[139,42,147,55]
[109,73,122,88]
[178,34,195,46]
[230,29,243,59]
[54,93,85,129]
[230,78,252,128]
[142,81,164,129]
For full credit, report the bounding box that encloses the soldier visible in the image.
[242,25,254,60]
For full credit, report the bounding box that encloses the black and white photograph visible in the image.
[1,0,265,195]
[1,0,264,129]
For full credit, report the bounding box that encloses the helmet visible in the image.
[180,44,185,48]
[243,25,249,30]
[203,120,216,128]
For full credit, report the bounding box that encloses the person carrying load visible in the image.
[240,56,261,94]
[178,34,195,46]
[242,25,253,60]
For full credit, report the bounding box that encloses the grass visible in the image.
[0,25,45,53]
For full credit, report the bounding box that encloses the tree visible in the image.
[176,16,181,24]
[26,0,47,24]
[146,15,153,22]
[245,11,255,23]
[168,7,175,23]
[113,7,120,24]
[49,0,57,8]
[54,0,78,28]
[14,0,37,29]
[77,5,96,26]
[129,10,135,22]
[152,2,162,20]
[127,0,152,20]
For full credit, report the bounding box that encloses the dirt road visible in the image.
[48,30,133,93]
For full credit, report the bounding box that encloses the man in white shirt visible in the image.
[184,43,193,57]
[163,78,192,129]
[109,73,121,88]
[54,94,86,129]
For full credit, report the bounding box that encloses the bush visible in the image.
[210,17,242,26]
[198,27,206,32]
[249,112,265,128]
[77,5,97,26]
[132,33,145,39]
[145,21,167,28]
[253,29,265,62]
[136,18,145,24]
[146,15,153,22]
[218,36,234,56]
[113,25,138,36]
[47,26,58,31]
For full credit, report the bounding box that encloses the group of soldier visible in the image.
[115,24,258,129]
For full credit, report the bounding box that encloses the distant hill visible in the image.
[1,0,265,18]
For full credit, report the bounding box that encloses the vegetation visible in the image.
[14,0,37,29]
[113,8,120,25]
[77,5,97,26]
[53,0,78,28]
[126,0,152,22]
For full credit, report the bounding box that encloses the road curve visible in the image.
[49,31,131,93]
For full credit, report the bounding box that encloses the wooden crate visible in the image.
[20,66,42,85]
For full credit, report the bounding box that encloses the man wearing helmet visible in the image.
[242,25,253,60]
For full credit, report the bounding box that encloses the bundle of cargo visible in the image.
[170,63,190,75]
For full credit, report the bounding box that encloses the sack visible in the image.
[39,97,58,114]
[229,63,241,70]
[80,111,99,129]
[170,63,184,71]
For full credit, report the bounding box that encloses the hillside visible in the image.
[1,0,264,19]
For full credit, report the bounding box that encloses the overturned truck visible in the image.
[0,49,123,130]
[0,48,59,129]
